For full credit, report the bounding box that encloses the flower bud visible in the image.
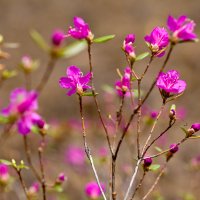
[20,56,39,74]
[143,157,152,171]
[191,123,200,132]
[0,164,10,186]
[169,143,179,153]
[58,173,66,183]
[51,30,65,46]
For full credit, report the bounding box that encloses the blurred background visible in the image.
[0,0,200,199]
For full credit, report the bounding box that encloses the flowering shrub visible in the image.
[0,14,199,200]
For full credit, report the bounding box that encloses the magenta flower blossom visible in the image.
[144,27,169,57]
[191,123,200,132]
[2,88,38,116]
[115,67,132,97]
[17,111,44,135]
[167,15,197,42]
[1,88,45,135]
[85,181,105,199]
[59,66,92,96]
[65,146,85,166]
[28,182,40,196]
[123,34,136,59]
[51,30,65,46]
[68,17,93,40]
[156,70,186,96]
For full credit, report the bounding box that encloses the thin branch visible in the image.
[23,135,42,182]
[142,164,166,200]
[142,120,176,158]
[36,57,57,93]
[78,95,107,200]
[87,41,113,155]
[124,159,142,200]
[130,170,146,200]
[141,100,166,155]
[38,136,47,200]
[15,169,29,199]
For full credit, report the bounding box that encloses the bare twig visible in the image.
[38,136,47,200]
[87,42,113,155]
[23,135,42,182]
[78,95,107,200]
[36,57,57,93]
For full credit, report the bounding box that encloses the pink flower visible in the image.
[115,67,132,97]
[1,88,45,135]
[68,17,93,40]
[144,27,169,57]
[2,88,38,116]
[0,164,9,183]
[167,15,197,42]
[51,30,65,46]
[59,66,92,96]
[123,34,136,59]
[17,112,44,135]
[156,70,186,96]
[85,181,105,199]
[58,173,66,182]
[65,146,85,166]
[28,182,40,197]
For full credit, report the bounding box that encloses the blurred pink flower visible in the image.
[65,146,85,166]
[85,181,105,199]
[167,15,197,42]
[0,164,9,182]
[51,30,65,46]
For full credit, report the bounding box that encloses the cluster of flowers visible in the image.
[0,14,199,200]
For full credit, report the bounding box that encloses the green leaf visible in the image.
[58,40,87,58]
[135,52,149,61]
[155,146,163,153]
[30,30,49,51]
[53,183,63,193]
[2,70,17,80]
[149,164,160,171]
[181,127,189,137]
[133,89,143,98]
[93,35,115,43]
[0,115,9,124]
[102,85,115,94]
[0,159,12,166]
[82,92,98,97]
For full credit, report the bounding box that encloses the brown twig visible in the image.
[15,169,29,199]
[130,170,146,200]
[36,57,57,93]
[87,41,113,155]
[38,136,46,200]
[78,95,107,200]
[23,135,42,182]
